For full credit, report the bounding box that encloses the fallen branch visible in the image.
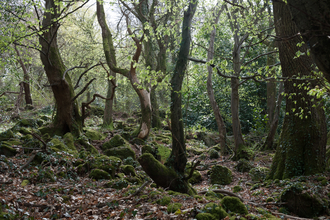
[20,150,37,171]
[0,181,13,184]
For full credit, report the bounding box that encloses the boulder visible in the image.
[249,166,269,182]
[89,168,112,180]
[221,196,248,215]
[280,182,326,218]
[210,165,232,185]
[102,134,128,150]
[203,202,228,219]
[104,146,136,160]
[235,159,253,172]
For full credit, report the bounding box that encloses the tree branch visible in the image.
[71,78,96,102]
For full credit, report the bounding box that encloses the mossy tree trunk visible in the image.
[14,45,33,106]
[96,1,151,139]
[103,72,116,128]
[167,0,198,175]
[287,0,330,82]
[39,0,82,136]
[151,87,161,129]
[268,0,326,180]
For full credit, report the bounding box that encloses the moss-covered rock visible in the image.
[89,105,104,116]
[188,170,202,184]
[195,213,216,220]
[205,191,224,200]
[126,117,136,124]
[76,136,99,155]
[249,166,269,182]
[221,196,248,215]
[167,203,182,213]
[102,134,128,150]
[14,119,42,129]
[210,165,232,185]
[0,143,18,157]
[121,165,136,176]
[91,155,122,177]
[0,130,15,141]
[196,131,216,147]
[280,182,325,218]
[48,137,78,155]
[233,185,243,193]
[157,196,172,206]
[85,130,105,141]
[104,146,136,160]
[89,168,111,180]
[203,202,228,219]
[208,148,220,159]
[124,176,142,185]
[104,179,129,189]
[233,144,254,161]
[235,159,253,172]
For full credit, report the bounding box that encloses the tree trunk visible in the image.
[151,87,161,129]
[268,0,326,179]
[261,82,283,150]
[96,1,151,139]
[14,45,33,106]
[266,51,276,128]
[103,70,116,128]
[206,7,227,154]
[167,0,197,175]
[287,0,330,81]
[39,0,82,136]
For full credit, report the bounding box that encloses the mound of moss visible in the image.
[203,202,228,219]
[89,168,112,180]
[121,165,136,176]
[210,165,232,185]
[167,203,182,213]
[235,159,253,172]
[102,134,128,150]
[221,196,248,215]
[249,166,269,182]
[104,146,136,160]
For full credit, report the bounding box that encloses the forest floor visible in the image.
[0,108,329,220]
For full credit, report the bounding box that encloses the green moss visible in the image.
[205,191,224,200]
[124,176,142,184]
[195,213,216,220]
[221,196,248,215]
[317,176,327,182]
[321,179,328,186]
[104,146,136,160]
[48,137,77,155]
[102,134,128,150]
[90,155,121,177]
[157,196,172,205]
[140,195,148,199]
[104,179,129,189]
[280,182,325,218]
[233,144,254,161]
[203,202,228,219]
[21,180,29,186]
[249,167,269,182]
[0,143,17,157]
[208,148,219,159]
[76,136,99,155]
[233,185,243,193]
[167,203,182,213]
[235,159,253,172]
[85,130,105,141]
[89,169,111,180]
[121,165,136,176]
[266,197,274,202]
[0,130,15,141]
[210,165,232,185]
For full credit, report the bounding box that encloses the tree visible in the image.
[39,0,89,135]
[139,0,198,194]
[287,0,330,82]
[267,0,326,179]
[96,0,152,140]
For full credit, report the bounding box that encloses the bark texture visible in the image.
[14,45,33,106]
[96,1,152,139]
[167,0,197,174]
[206,7,227,154]
[39,0,81,135]
[287,0,330,81]
[268,0,326,179]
